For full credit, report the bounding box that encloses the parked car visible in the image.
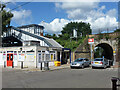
[91,58,109,69]
[70,58,91,69]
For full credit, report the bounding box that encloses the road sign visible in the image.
[113,51,116,53]
[88,38,94,44]
[113,50,116,55]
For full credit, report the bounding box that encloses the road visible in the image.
[2,67,118,88]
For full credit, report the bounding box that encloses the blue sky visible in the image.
[5,1,119,34]
[8,2,68,24]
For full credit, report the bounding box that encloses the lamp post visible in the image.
[20,48,23,69]
[88,38,94,62]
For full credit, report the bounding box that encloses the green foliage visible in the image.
[56,37,85,52]
[105,34,110,40]
[114,29,120,32]
[98,34,104,40]
[117,35,120,43]
[97,34,111,41]
[94,47,104,58]
[44,34,53,38]
[0,3,13,34]
[61,22,92,39]
[45,21,91,51]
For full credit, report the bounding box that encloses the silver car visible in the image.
[70,58,90,69]
[91,58,109,69]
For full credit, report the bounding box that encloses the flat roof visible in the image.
[17,24,44,29]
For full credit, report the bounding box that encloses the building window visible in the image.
[14,51,17,53]
[38,51,41,52]
[26,51,35,52]
[42,54,45,61]
[18,51,21,53]
[51,54,54,61]
[46,54,50,61]
[22,51,25,53]
[54,54,56,60]
[7,54,9,60]
[38,54,41,63]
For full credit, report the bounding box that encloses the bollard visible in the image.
[40,62,42,70]
[44,61,49,70]
[4,61,6,68]
[12,61,14,68]
[111,78,117,90]
[21,61,23,69]
[47,61,49,70]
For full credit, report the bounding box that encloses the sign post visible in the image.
[88,38,94,62]
[113,50,116,66]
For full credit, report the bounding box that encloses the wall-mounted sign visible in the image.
[19,54,25,61]
[88,38,94,44]
[113,50,116,55]
[113,50,116,53]
[14,54,17,61]
[3,54,6,61]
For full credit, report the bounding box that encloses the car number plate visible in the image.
[95,62,99,64]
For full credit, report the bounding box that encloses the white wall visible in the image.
[0,53,3,66]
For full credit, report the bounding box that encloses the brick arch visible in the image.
[94,42,114,60]
[94,40,115,50]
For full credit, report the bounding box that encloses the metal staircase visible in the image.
[3,26,63,48]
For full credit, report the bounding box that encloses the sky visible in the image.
[2,0,119,34]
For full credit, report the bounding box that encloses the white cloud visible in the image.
[1,0,17,3]
[12,9,32,25]
[56,1,99,10]
[41,2,118,34]
[40,16,117,34]
[106,9,117,17]
[40,18,70,34]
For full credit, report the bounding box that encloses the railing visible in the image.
[5,27,22,41]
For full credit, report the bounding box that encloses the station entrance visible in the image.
[7,54,13,66]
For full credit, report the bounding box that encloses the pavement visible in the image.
[2,63,119,73]
[2,64,71,72]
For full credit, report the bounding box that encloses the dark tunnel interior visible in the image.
[94,43,113,60]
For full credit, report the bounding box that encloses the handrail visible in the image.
[8,26,53,47]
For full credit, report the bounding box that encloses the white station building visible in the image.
[0,24,71,68]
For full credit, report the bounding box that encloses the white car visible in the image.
[70,58,90,69]
[91,58,109,69]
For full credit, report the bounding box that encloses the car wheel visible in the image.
[92,66,94,69]
[81,65,84,69]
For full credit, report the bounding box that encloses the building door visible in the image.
[7,54,13,66]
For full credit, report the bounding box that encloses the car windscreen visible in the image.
[74,59,83,62]
[94,58,103,61]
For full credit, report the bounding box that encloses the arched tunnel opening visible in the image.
[94,43,113,61]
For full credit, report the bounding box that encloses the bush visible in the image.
[105,35,110,40]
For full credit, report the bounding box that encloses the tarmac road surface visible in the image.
[2,67,118,88]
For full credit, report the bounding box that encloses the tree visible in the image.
[52,34,58,40]
[0,3,13,34]
[94,47,104,58]
[61,21,92,39]
[114,28,120,32]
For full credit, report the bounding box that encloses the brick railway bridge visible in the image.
[74,32,120,66]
